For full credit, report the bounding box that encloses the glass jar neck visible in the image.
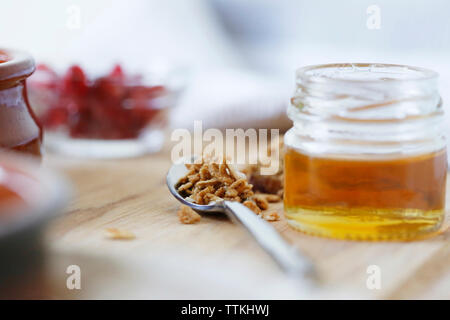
[287,63,445,156]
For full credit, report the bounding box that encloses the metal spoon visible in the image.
[166,161,317,281]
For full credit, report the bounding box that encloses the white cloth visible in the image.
[171,69,292,130]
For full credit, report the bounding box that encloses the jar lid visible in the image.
[0,49,35,82]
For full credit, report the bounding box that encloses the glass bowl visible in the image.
[28,63,185,158]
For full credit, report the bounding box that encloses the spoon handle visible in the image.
[223,201,317,281]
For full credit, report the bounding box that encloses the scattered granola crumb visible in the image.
[178,205,201,224]
[277,189,284,198]
[252,194,269,210]
[248,172,284,195]
[261,193,282,203]
[243,200,262,214]
[244,137,284,195]
[262,211,280,222]
[105,228,136,240]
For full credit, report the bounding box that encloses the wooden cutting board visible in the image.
[11,144,449,299]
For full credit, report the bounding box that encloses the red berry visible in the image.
[109,64,124,80]
[33,64,166,139]
[63,65,88,96]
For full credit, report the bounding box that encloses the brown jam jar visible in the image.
[0,49,42,157]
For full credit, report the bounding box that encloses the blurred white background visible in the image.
[1,0,449,133]
[3,0,449,72]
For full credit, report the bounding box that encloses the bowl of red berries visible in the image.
[28,63,185,158]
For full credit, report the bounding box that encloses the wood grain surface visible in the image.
[9,145,449,299]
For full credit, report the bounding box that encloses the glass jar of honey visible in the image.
[284,63,447,240]
[0,49,42,157]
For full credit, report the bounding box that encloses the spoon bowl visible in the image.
[166,159,317,282]
[166,160,223,213]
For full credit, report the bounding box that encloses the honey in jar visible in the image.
[284,63,447,240]
[0,49,42,157]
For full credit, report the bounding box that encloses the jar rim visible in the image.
[0,49,35,82]
[296,63,438,84]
